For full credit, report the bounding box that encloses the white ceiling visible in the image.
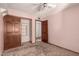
[0,3,39,14]
[0,3,70,18]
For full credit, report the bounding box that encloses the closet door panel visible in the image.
[4,15,21,50]
[5,23,14,34]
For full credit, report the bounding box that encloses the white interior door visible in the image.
[36,21,41,41]
[21,19,30,43]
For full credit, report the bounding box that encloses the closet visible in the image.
[4,15,21,50]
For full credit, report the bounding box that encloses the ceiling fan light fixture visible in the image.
[0,8,8,16]
[0,8,6,13]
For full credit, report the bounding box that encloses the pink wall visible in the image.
[0,15,3,55]
[48,5,79,53]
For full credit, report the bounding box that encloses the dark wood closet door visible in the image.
[4,15,21,50]
[42,20,48,43]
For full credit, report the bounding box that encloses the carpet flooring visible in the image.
[2,42,79,56]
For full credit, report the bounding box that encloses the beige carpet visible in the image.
[2,42,79,56]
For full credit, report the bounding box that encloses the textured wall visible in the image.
[48,5,79,53]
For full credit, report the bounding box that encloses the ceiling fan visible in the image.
[36,3,47,11]
[36,3,56,11]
